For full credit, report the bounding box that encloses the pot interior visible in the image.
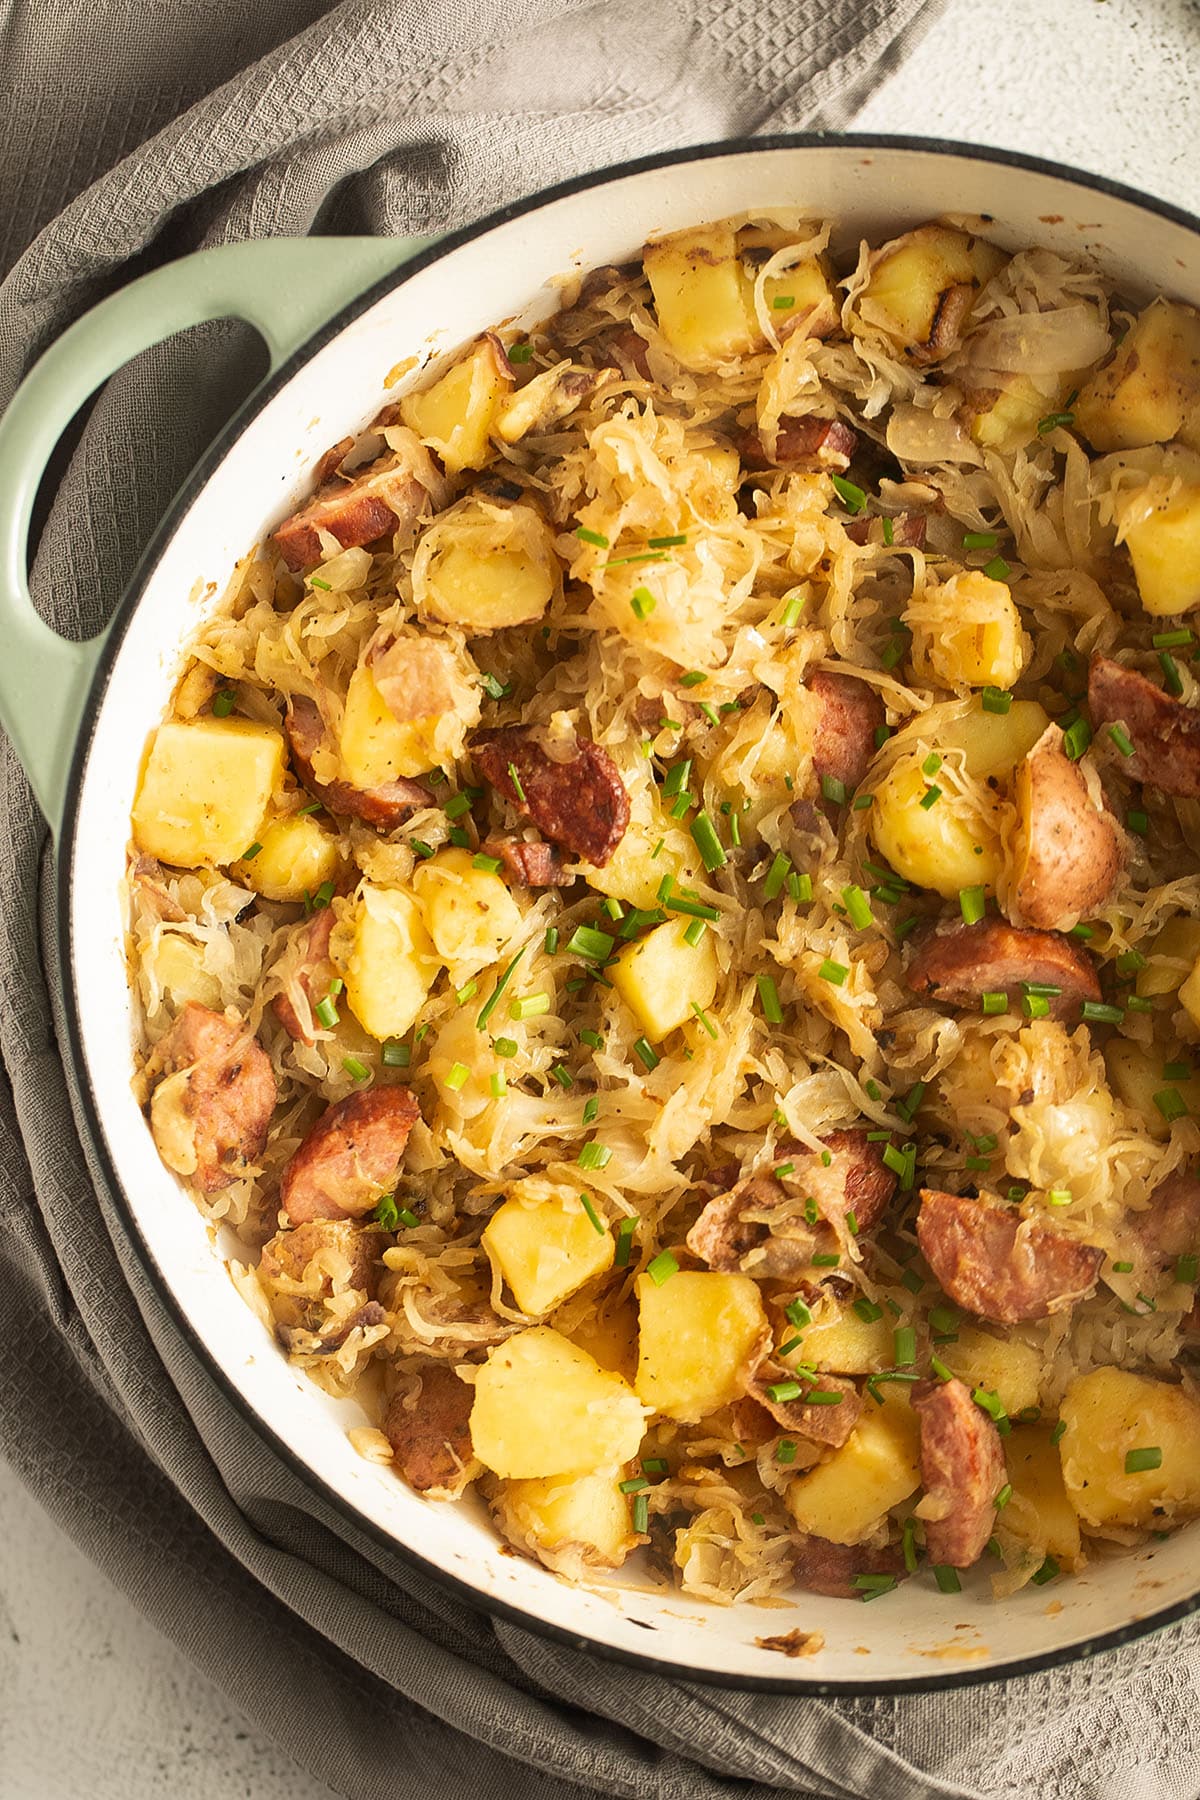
[64,138,1200,1688]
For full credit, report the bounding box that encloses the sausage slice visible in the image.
[810,670,885,798]
[272,431,448,573]
[792,1534,907,1599]
[912,1376,1005,1568]
[259,1217,387,1342]
[273,907,337,1044]
[740,417,858,472]
[1130,1172,1200,1270]
[917,1189,1104,1323]
[280,1086,421,1224]
[906,919,1101,1020]
[285,696,431,830]
[1010,726,1124,931]
[470,724,630,866]
[751,1372,862,1448]
[1089,654,1200,797]
[482,836,572,887]
[384,1364,478,1496]
[149,1002,276,1193]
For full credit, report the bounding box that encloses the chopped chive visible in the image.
[980,686,1012,716]
[1154,1087,1188,1123]
[549,1063,574,1090]
[1161,651,1185,697]
[933,1564,962,1594]
[756,973,784,1024]
[690,811,727,872]
[901,1267,924,1294]
[1115,948,1146,976]
[579,1028,603,1050]
[766,1379,802,1404]
[1153,628,1195,649]
[1051,1419,1066,1445]
[811,1252,840,1268]
[480,672,510,700]
[854,1298,884,1323]
[982,992,1011,1016]
[763,852,791,900]
[444,791,472,819]
[632,1493,649,1533]
[930,1354,955,1383]
[1031,1557,1060,1585]
[785,1299,813,1329]
[630,586,656,621]
[476,948,526,1030]
[473,853,503,875]
[919,784,942,810]
[1081,1001,1124,1024]
[963,530,999,550]
[577,1192,605,1235]
[582,1096,599,1127]
[982,555,1011,581]
[314,994,340,1029]
[211,688,236,717]
[575,526,609,548]
[648,533,688,548]
[781,593,807,628]
[578,1141,612,1171]
[777,1334,804,1359]
[619,1475,649,1495]
[1176,1254,1198,1283]
[821,774,847,806]
[1037,410,1075,434]
[882,516,895,547]
[772,293,796,310]
[1022,993,1051,1020]
[843,884,874,929]
[1164,1061,1191,1080]
[683,918,708,948]
[775,1439,798,1465]
[342,1056,370,1082]
[647,1250,678,1285]
[691,1001,718,1039]
[410,838,436,861]
[679,670,709,692]
[510,993,551,1020]
[567,925,615,962]
[922,752,942,778]
[790,872,814,904]
[373,1193,399,1230]
[1107,723,1135,758]
[506,762,527,803]
[507,342,533,362]
[1128,808,1149,836]
[832,474,867,514]
[448,827,471,849]
[642,1457,669,1475]
[1046,1188,1072,1207]
[1111,1260,1134,1273]
[381,1039,410,1068]
[959,885,986,926]
[1062,717,1092,760]
[614,1216,637,1266]
[442,1062,470,1092]
[664,895,720,922]
[1127,994,1154,1013]
[846,1209,860,1237]
[893,1325,916,1366]
[662,758,692,799]
[605,550,667,568]
[633,1037,660,1071]
[855,1574,898,1601]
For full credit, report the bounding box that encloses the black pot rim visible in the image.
[54,129,1200,1698]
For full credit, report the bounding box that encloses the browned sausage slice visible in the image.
[1089,654,1200,797]
[384,1364,477,1495]
[272,434,448,573]
[792,1534,907,1599]
[273,907,336,1044]
[917,1190,1104,1323]
[810,670,885,797]
[150,1002,276,1193]
[905,919,1101,1020]
[845,512,928,549]
[471,725,630,866]
[1011,726,1124,931]
[259,1217,387,1345]
[285,696,431,830]
[482,836,572,887]
[752,1372,862,1448]
[1130,1172,1200,1270]
[740,417,858,472]
[280,1086,421,1224]
[912,1376,1005,1568]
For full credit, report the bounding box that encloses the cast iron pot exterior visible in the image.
[5,136,1200,1691]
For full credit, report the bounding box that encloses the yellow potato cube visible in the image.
[1120,462,1200,617]
[342,883,441,1040]
[399,335,513,473]
[132,718,285,869]
[232,812,340,903]
[411,847,523,978]
[340,663,433,786]
[967,374,1058,452]
[785,1391,922,1545]
[1060,1366,1200,1531]
[1137,915,1200,997]
[643,224,762,369]
[1181,955,1200,1033]
[937,1325,1043,1418]
[482,1186,614,1317]
[870,752,1003,899]
[470,1327,646,1479]
[141,932,223,1013]
[564,1300,639,1382]
[936,698,1051,782]
[907,571,1028,690]
[759,256,837,331]
[412,498,559,632]
[1074,300,1200,453]
[584,787,702,911]
[609,918,719,1043]
[634,1270,767,1423]
[494,1469,637,1574]
[1104,1039,1200,1142]
[794,1301,894,1374]
[855,225,1004,355]
[1003,1425,1082,1567]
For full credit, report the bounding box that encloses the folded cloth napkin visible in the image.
[4,4,1200,1797]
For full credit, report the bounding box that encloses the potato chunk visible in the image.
[399,335,513,473]
[132,718,284,868]
[1074,300,1200,452]
[938,1324,1043,1418]
[853,224,1004,359]
[232,812,340,903]
[342,883,441,1040]
[936,698,1050,781]
[785,1391,921,1545]
[470,1327,646,1479]
[1002,1425,1082,1566]
[564,1300,638,1381]
[411,847,522,978]
[906,571,1028,690]
[1059,1366,1200,1532]
[870,751,1003,898]
[412,497,560,632]
[1105,1039,1200,1141]
[634,1270,767,1422]
[1116,449,1200,616]
[493,1469,637,1577]
[1137,915,1200,998]
[795,1300,893,1375]
[482,1183,614,1317]
[609,917,719,1042]
[643,223,762,369]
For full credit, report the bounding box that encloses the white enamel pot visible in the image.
[4,135,1200,1692]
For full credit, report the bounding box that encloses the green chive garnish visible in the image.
[647,1250,678,1285]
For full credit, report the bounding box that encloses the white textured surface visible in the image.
[4,1,1199,1796]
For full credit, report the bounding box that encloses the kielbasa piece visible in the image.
[278,1300,387,1355]
[482,837,571,887]
[280,1086,421,1225]
[792,1535,907,1600]
[1131,1172,1200,1270]
[384,1364,477,1495]
[801,1128,896,1237]
[845,512,928,549]
[1011,725,1124,932]
[273,907,336,1044]
[752,1372,862,1449]
[740,417,858,473]
[917,1190,1104,1324]
[149,1002,276,1193]
[686,1175,818,1280]
[905,919,1101,1021]
[285,696,431,830]
[912,1376,1005,1568]
[1089,654,1200,798]
[272,433,448,573]
[810,670,885,797]
[470,725,630,866]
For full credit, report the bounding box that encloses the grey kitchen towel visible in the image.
[3,3,1200,1798]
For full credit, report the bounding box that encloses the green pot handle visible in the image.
[0,234,434,834]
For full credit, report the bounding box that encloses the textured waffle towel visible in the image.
[4,4,1200,1797]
